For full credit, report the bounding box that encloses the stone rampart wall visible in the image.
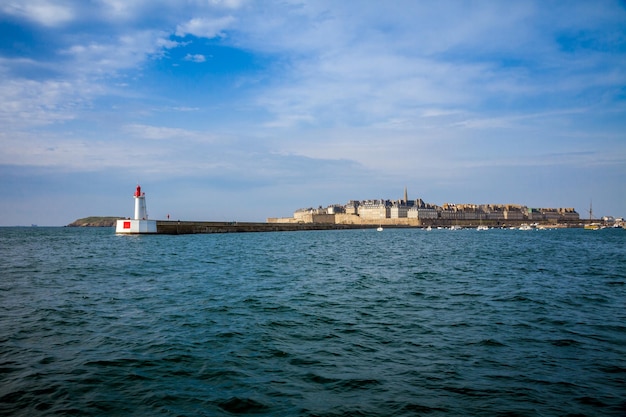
[267,217,299,224]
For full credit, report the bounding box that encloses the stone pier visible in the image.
[155,221,377,234]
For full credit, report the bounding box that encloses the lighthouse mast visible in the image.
[134,185,148,220]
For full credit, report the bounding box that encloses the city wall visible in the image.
[267,213,583,228]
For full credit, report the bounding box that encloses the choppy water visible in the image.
[1,226,625,416]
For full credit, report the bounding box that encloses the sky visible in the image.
[0,0,625,225]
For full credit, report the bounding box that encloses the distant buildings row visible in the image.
[268,188,581,226]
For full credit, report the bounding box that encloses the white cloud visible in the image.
[61,30,176,74]
[175,16,236,38]
[262,113,314,128]
[184,53,206,63]
[0,26,184,133]
[0,125,222,174]
[0,77,86,128]
[208,0,246,9]
[124,124,215,142]
[157,37,185,50]
[96,0,147,19]
[0,131,157,171]
[170,106,200,112]
[1,1,75,27]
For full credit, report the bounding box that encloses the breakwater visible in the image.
[155,220,376,234]
[156,219,588,234]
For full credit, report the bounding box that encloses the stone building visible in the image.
[408,207,438,219]
[390,205,409,218]
[358,200,390,220]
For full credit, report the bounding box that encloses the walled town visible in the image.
[268,188,582,227]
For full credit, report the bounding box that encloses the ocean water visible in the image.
[1,226,625,416]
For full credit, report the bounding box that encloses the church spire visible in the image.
[404,186,408,204]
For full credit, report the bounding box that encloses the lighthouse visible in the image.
[115,185,157,234]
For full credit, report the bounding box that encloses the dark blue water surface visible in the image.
[1,227,625,416]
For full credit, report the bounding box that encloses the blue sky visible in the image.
[0,0,625,225]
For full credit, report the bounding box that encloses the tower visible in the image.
[134,185,148,220]
[404,186,408,205]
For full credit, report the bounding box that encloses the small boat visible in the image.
[377,226,383,232]
[584,223,601,230]
[476,225,489,231]
[426,226,432,231]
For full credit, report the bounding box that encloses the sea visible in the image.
[1,226,625,416]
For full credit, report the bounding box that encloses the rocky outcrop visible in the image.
[67,216,124,227]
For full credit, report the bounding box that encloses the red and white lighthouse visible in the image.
[116,185,157,234]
